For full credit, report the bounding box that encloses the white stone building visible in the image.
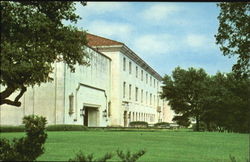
[0,33,174,127]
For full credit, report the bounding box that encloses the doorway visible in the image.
[83,106,99,127]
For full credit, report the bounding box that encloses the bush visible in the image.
[154,122,170,128]
[69,149,146,162]
[0,115,47,161]
[0,125,25,132]
[116,149,146,162]
[46,124,88,131]
[69,151,112,162]
[129,121,148,128]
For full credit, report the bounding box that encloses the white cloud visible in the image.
[86,20,134,42]
[185,34,217,50]
[141,4,181,21]
[75,2,131,17]
[133,34,179,56]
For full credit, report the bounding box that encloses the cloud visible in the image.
[75,2,131,17]
[185,34,218,50]
[141,4,181,21]
[85,20,134,42]
[133,34,179,56]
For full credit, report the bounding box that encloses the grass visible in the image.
[1,130,249,162]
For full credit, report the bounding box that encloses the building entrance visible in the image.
[83,106,99,127]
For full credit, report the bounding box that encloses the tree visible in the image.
[0,1,89,106]
[202,72,250,133]
[160,67,209,131]
[215,2,250,78]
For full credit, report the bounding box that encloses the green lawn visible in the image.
[1,130,249,162]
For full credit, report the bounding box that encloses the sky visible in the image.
[66,2,237,76]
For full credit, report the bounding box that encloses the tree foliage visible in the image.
[0,1,89,106]
[215,2,250,78]
[202,72,250,133]
[161,66,250,133]
[161,67,209,131]
[0,115,47,161]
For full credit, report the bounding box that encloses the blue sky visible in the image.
[69,2,236,76]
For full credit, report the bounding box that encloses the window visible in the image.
[123,57,126,71]
[135,87,138,101]
[150,76,152,86]
[146,74,148,84]
[154,95,155,106]
[141,89,143,103]
[141,70,143,81]
[123,82,126,98]
[129,61,132,74]
[129,84,132,100]
[146,91,148,104]
[69,93,74,115]
[136,66,138,78]
[150,93,152,105]
[157,96,159,106]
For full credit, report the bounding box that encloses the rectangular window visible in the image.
[129,84,132,100]
[154,95,155,106]
[150,93,152,105]
[146,91,148,104]
[136,66,138,78]
[135,87,138,101]
[150,76,152,86]
[123,57,126,71]
[69,94,74,115]
[141,90,143,103]
[141,70,143,81]
[129,61,132,74]
[146,74,148,84]
[123,82,126,98]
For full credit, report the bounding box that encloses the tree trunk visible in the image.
[196,116,200,131]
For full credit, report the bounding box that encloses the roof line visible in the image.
[87,32,124,45]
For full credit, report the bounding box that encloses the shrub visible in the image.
[0,125,25,132]
[129,121,148,128]
[69,149,146,162]
[46,124,88,131]
[154,122,170,128]
[68,151,112,162]
[0,115,47,161]
[116,149,146,162]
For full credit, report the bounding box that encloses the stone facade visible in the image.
[0,33,174,127]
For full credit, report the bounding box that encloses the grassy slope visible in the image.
[1,130,249,162]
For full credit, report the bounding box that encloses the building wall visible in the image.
[63,47,111,126]
[0,47,111,126]
[99,47,170,126]
[0,62,65,125]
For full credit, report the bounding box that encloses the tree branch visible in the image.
[0,86,27,107]
[0,99,21,107]
[0,86,16,99]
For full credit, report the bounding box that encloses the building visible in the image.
[0,33,174,127]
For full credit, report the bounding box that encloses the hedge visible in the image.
[154,122,170,128]
[129,121,148,128]
[0,125,25,132]
[46,124,88,131]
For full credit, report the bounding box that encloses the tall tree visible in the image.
[160,67,209,131]
[215,2,250,78]
[202,72,250,133]
[0,1,89,106]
